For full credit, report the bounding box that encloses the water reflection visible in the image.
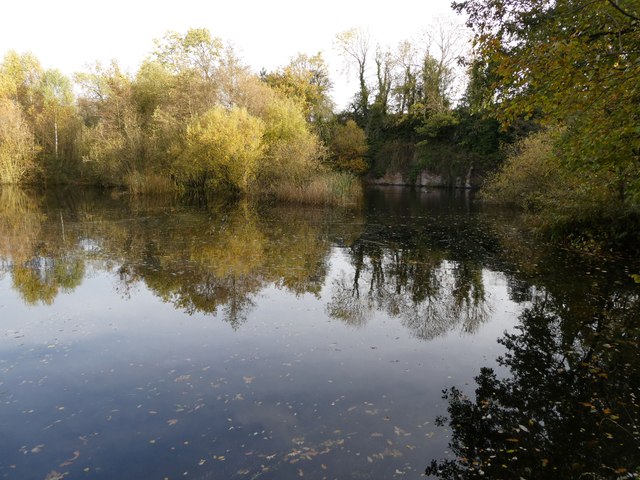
[1,186,638,480]
[0,187,497,338]
[0,189,348,326]
[427,268,640,479]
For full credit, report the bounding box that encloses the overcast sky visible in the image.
[1,0,463,108]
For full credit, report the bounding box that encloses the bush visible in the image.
[177,106,265,193]
[257,94,326,189]
[482,129,562,211]
[482,128,640,250]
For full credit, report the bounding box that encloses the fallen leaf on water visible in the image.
[44,471,68,480]
[394,426,410,436]
[59,450,80,467]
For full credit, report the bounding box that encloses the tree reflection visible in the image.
[327,229,489,339]
[0,187,44,264]
[426,286,640,479]
[0,187,86,304]
[109,201,338,328]
[0,189,348,327]
[12,255,85,305]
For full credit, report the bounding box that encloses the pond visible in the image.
[0,186,638,480]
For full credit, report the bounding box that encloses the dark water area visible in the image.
[0,186,638,479]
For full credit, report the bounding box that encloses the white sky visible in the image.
[1,0,463,108]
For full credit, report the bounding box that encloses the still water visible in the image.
[0,187,638,479]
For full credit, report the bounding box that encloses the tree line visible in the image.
[455,0,640,250]
[2,3,639,248]
[0,20,515,200]
[333,1,639,250]
[0,29,364,205]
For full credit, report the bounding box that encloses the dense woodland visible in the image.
[0,29,362,205]
[0,0,639,248]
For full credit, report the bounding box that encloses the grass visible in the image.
[266,172,363,207]
[124,171,175,195]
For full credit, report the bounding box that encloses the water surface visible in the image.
[0,187,637,479]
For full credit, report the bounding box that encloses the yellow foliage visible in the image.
[0,99,39,184]
[330,120,369,174]
[179,106,265,192]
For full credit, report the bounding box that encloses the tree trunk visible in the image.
[54,118,59,159]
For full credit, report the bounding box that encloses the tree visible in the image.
[37,69,75,161]
[258,93,325,188]
[151,28,226,118]
[152,28,223,81]
[328,120,368,174]
[0,51,42,114]
[373,45,394,115]
[75,62,143,183]
[335,28,371,117]
[453,0,640,202]
[0,99,39,183]
[392,41,419,114]
[261,52,334,125]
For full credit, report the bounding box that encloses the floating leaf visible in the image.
[59,451,80,467]
[44,471,68,480]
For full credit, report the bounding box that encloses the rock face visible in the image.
[367,172,407,186]
[367,167,476,189]
[415,171,447,188]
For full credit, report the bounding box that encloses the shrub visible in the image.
[257,94,326,189]
[482,128,640,249]
[482,129,562,211]
[177,106,265,193]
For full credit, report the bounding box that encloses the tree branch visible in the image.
[607,0,640,22]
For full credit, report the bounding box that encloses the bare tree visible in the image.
[335,28,371,115]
